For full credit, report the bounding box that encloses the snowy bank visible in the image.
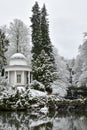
[30,89,47,98]
[0,84,87,113]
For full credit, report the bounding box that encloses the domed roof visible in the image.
[10,53,26,60]
[9,53,27,66]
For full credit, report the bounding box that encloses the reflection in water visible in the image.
[0,111,87,130]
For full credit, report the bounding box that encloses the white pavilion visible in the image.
[5,53,32,87]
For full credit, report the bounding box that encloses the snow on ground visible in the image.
[17,87,47,98]
[17,86,25,92]
[30,118,51,127]
[30,89,47,98]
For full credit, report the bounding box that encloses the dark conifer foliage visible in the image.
[32,50,55,89]
[41,4,54,63]
[0,29,9,75]
[31,2,56,92]
[65,85,87,99]
[31,2,42,60]
[31,2,55,62]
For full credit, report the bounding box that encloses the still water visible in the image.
[0,111,87,130]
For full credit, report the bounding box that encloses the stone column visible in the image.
[30,72,33,83]
[22,71,24,85]
[14,71,16,86]
[28,71,30,84]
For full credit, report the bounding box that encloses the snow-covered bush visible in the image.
[0,77,8,86]
[0,84,31,110]
[30,80,45,92]
[0,82,47,110]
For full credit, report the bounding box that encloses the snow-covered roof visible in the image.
[9,53,28,66]
[10,53,26,60]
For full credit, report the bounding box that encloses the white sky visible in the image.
[0,0,87,59]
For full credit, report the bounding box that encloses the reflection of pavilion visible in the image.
[5,53,32,87]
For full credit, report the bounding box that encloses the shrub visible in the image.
[65,85,87,99]
[30,80,45,92]
[0,77,8,86]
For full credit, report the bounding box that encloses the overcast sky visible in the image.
[0,0,87,59]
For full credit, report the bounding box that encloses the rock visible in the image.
[40,107,48,115]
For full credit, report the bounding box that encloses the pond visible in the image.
[0,111,87,130]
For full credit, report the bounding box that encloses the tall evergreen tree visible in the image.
[0,29,9,76]
[31,2,56,91]
[41,4,54,63]
[31,2,42,60]
[33,50,55,92]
